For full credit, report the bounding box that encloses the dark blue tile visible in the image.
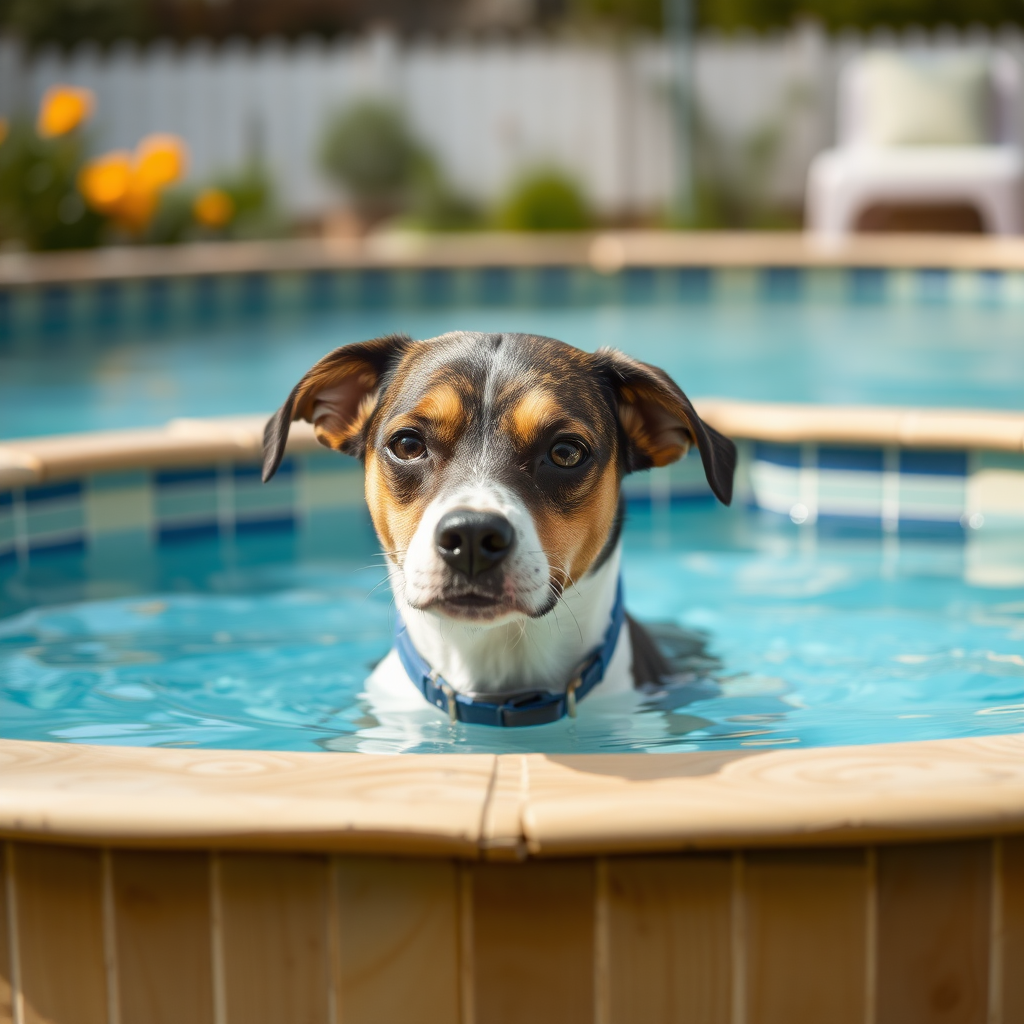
[235,514,296,536]
[143,277,170,325]
[818,447,884,472]
[28,534,87,557]
[900,450,967,476]
[233,458,294,481]
[917,268,949,304]
[40,285,72,334]
[669,489,715,506]
[0,545,15,566]
[359,270,390,308]
[754,442,802,468]
[898,518,964,539]
[675,267,712,302]
[240,272,269,317]
[478,267,514,305]
[849,268,887,304]
[93,280,123,330]
[762,267,802,302]
[192,275,221,322]
[155,467,218,488]
[25,481,81,505]
[0,290,13,341]
[307,270,338,310]
[418,269,454,308]
[0,490,12,507]
[623,268,657,304]
[536,267,570,306]
[157,521,220,545]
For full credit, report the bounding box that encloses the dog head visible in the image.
[264,331,735,625]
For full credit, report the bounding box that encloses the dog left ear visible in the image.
[262,333,411,482]
[595,348,737,505]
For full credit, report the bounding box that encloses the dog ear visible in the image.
[262,333,411,482]
[595,348,736,505]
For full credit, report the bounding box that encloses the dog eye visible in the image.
[388,431,427,461]
[549,439,587,468]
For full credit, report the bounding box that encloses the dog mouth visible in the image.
[423,589,514,621]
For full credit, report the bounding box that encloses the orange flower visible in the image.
[193,188,235,228]
[38,85,94,138]
[134,134,187,190]
[78,152,133,212]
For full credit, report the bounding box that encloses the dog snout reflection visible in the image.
[434,510,516,579]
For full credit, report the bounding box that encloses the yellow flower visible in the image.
[193,188,235,228]
[78,152,133,212]
[134,134,187,190]
[38,85,94,138]
[0,119,8,147]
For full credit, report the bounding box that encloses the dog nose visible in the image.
[435,510,515,578]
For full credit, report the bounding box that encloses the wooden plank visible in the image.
[0,846,12,1024]
[112,850,215,1024]
[219,852,331,1024]
[472,860,594,1024]
[605,854,731,1024]
[14,842,107,1024]
[333,857,460,1024]
[877,841,991,1024]
[1002,836,1024,1024]
[745,849,867,1024]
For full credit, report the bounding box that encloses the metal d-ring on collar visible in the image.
[393,575,626,728]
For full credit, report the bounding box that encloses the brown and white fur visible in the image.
[263,331,736,713]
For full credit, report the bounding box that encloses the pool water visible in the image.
[2,503,1023,754]
[4,295,1024,438]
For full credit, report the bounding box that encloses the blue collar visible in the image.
[393,575,625,728]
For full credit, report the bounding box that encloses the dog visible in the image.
[263,331,736,728]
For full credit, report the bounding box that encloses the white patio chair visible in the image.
[806,50,1024,238]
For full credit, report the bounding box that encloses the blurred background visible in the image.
[1,0,1023,248]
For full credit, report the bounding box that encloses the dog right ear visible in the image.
[262,334,411,482]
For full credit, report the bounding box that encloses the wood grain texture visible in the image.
[14,842,107,1024]
[333,856,460,1024]
[518,738,1024,856]
[1002,836,1024,1024]
[605,853,732,1024]
[877,841,991,1024]
[0,846,12,1024]
[112,850,214,1024]
[0,740,495,855]
[745,849,867,1024]
[472,860,594,1024]
[219,852,331,1024]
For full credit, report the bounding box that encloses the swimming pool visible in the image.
[3,495,1023,754]
[4,264,1024,438]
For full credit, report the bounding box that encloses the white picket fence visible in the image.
[1,25,1023,219]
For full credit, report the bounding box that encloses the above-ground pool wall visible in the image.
[1,836,1023,1024]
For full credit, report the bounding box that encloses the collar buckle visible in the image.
[566,676,582,718]
[438,678,458,725]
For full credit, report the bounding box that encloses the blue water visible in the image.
[4,298,1024,438]
[2,504,1023,753]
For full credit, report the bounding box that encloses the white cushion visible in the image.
[858,53,992,147]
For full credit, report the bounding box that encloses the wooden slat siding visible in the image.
[604,854,731,1024]
[745,849,867,1024]
[112,851,215,1024]
[0,846,12,1024]
[219,853,331,1024]
[1002,837,1024,1023]
[472,861,595,1024]
[14,843,108,1024]
[877,841,991,1024]
[332,857,460,1024]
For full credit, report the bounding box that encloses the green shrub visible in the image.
[0,118,106,250]
[495,169,592,232]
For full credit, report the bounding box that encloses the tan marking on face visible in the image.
[507,387,562,445]
[364,449,432,562]
[531,458,621,590]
